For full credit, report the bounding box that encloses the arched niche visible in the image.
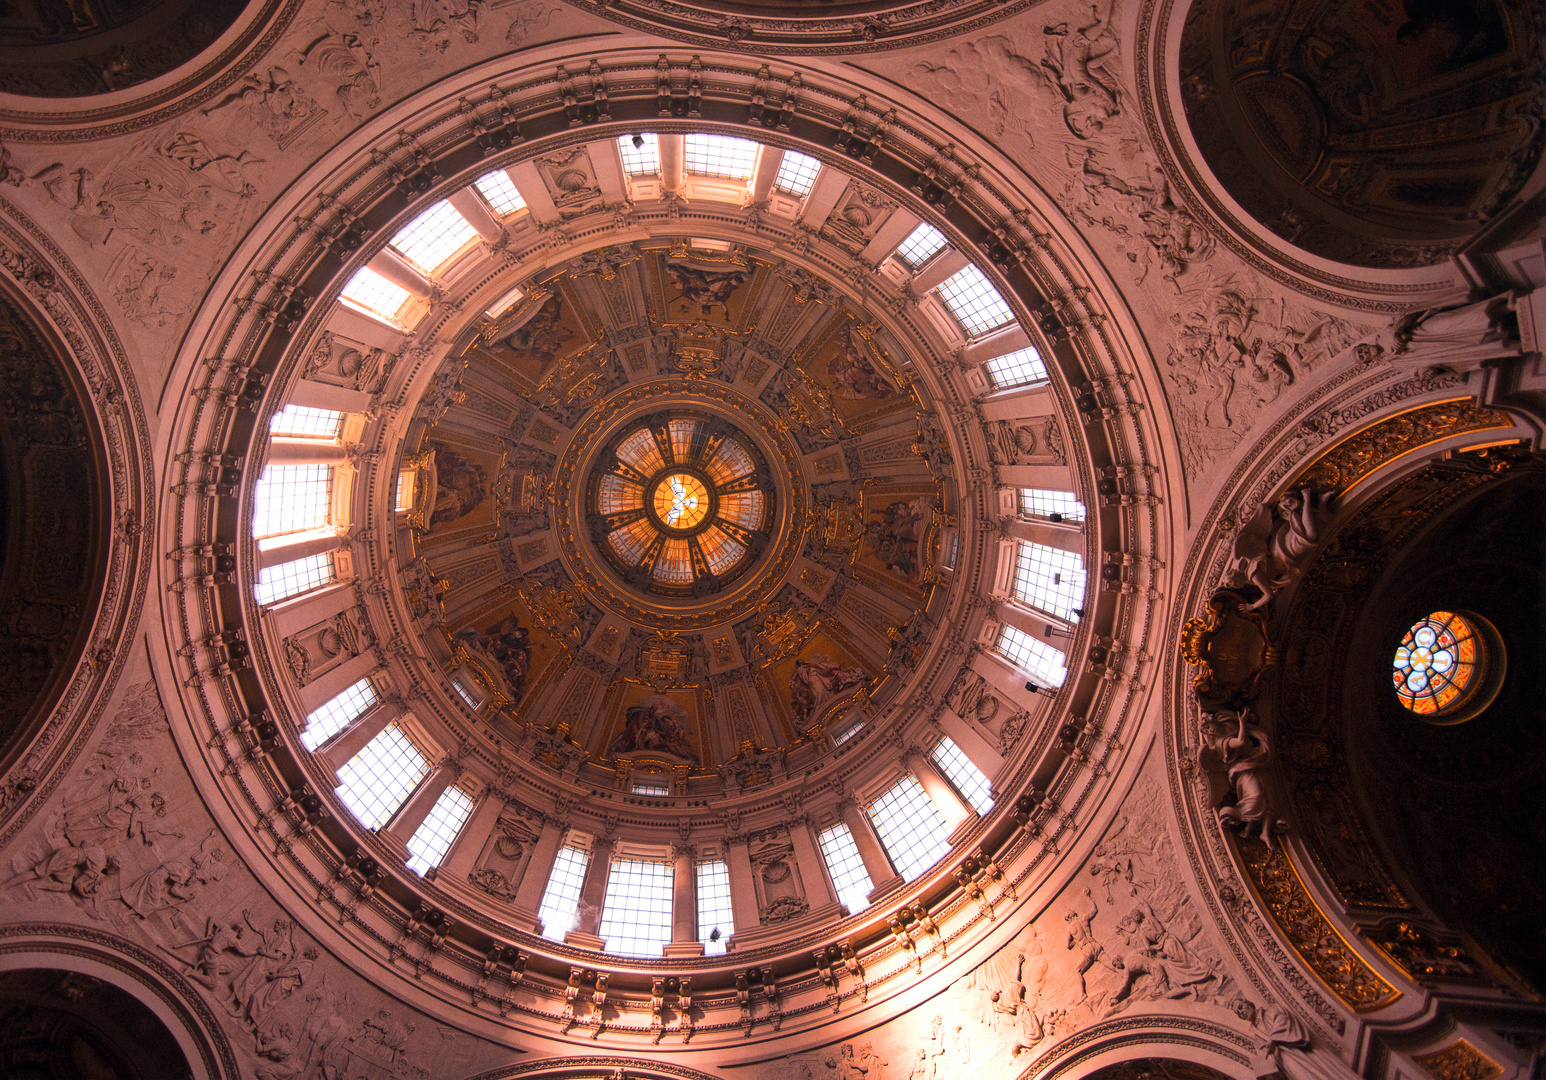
[1177,0,1545,269]
[0,279,110,772]
[0,0,252,98]
[0,932,238,1079]
[1278,455,1546,996]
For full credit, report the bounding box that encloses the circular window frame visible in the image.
[1392,609,1506,725]
[581,404,779,603]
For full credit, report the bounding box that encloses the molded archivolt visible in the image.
[547,0,1043,55]
[0,209,156,853]
[150,48,1175,1056]
[1163,328,1545,1054]
[0,0,297,141]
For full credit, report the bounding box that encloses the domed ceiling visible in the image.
[394,239,954,787]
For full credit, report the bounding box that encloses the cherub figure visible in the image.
[1221,487,1334,609]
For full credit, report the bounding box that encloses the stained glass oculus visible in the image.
[1393,610,1478,715]
[586,412,774,598]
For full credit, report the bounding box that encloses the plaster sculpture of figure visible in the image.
[1199,707,1285,846]
[1116,899,1221,1000]
[790,656,868,727]
[1221,487,1335,609]
[1064,887,1103,997]
[1394,293,1517,353]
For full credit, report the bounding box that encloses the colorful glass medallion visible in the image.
[655,473,708,530]
[1393,610,1477,715]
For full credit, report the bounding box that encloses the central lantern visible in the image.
[584,408,777,600]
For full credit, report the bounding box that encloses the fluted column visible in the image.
[513,818,565,912]
[789,816,838,909]
[367,247,433,299]
[264,441,347,465]
[659,133,685,197]
[446,187,503,243]
[907,751,972,831]
[724,835,759,947]
[664,842,703,957]
[257,529,344,569]
[839,799,902,901]
[383,760,456,854]
[565,835,614,949]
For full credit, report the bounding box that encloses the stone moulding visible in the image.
[1233,836,1400,1014]
[555,0,1039,56]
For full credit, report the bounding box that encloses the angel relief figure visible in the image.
[790,656,868,727]
[1220,487,1334,609]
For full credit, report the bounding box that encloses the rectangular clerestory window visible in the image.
[340,267,413,323]
[984,346,1048,389]
[300,677,377,751]
[866,774,952,882]
[994,624,1068,688]
[936,264,1016,337]
[254,552,335,606]
[773,150,822,196]
[389,200,479,274]
[931,736,994,814]
[270,404,343,440]
[474,168,527,215]
[252,464,332,540]
[599,855,674,957]
[696,858,734,955]
[538,841,592,941]
[335,721,430,831]
[617,133,661,176]
[406,784,476,876]
[1012,541,1087,622]
[817,821,875,913]
[1018,488,1085,523]
[683,133,759,180]
[894,222,948,269]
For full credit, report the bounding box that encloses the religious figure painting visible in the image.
[455,614,533,699]
[760,630,875,736]
[790,655,869,728]
[608,693,700,764]
[427,443,492,530]
[483,290,583,383]
[664,256,752,322]
[450,597,561,707]
[822,327,896,402]
[857,493,936,588]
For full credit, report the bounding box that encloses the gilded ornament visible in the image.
[1294,399,1513,495]
[1180,586,1275,709]
[1413,1041,1504,1080]
[1235,837,1400,1012]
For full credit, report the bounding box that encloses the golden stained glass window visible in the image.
[586,412,774,598]
[1393,611,1477,714]
[654,473,708,529]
